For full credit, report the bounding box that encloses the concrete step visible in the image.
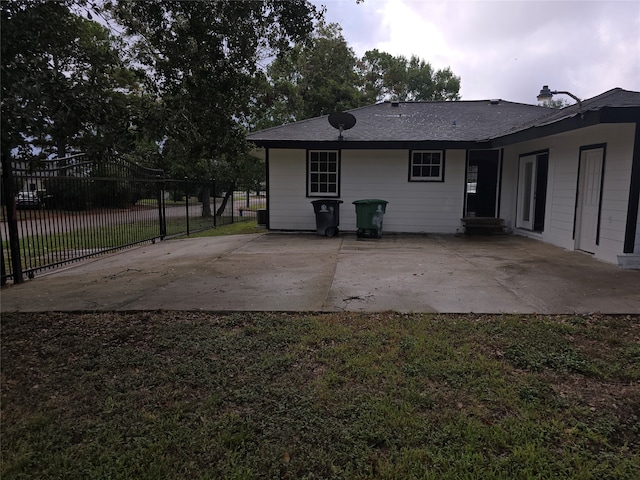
[461,217,507,235]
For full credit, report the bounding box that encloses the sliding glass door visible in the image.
[517,152,548,231]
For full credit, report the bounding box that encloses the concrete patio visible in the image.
[2,233,639,314]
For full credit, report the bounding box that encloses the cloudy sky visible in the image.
[313,0,640,104]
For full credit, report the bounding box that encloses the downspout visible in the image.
[623,122,640,254]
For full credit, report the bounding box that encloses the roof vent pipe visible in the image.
[489,99,500,105]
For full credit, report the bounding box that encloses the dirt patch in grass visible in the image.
[2,312,639,479]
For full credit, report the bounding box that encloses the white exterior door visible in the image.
[517,155,536,230]
[575,148,604,253]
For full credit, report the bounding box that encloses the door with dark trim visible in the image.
[517,152,548,232]
[465,150,500,217]
[575,147,604,253]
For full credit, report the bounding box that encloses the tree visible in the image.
[109,0,319,216]
[1,0,76,163]
[1,0,98,282]
[254,36,462,128]
[538,98,572,109]
[260,21,364,125]
[358,49,460,103]
[1,0,139,166]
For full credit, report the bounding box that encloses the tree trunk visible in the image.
[57,136,67,174]
[216,189,234,217]
[201,184,212,217]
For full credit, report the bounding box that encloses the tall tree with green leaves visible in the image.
[2,0,132,279]
[260,21,364,125]
[2,0,77,163]
[109,0,319,215]
[1,0,138,166]
[253,34,461,128]
[358,49,460,103]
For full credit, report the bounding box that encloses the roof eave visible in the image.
[249,139,482,150]
[489,106,640,148]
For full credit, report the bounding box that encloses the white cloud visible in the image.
[316,0,640,103]
[374,1,452,64]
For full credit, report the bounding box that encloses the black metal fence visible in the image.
[1,156,266,285]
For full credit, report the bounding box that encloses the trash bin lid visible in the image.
[352,199,388,205]
[311,199,343,205]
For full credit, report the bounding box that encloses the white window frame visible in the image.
[409,150,444,182]
[308,150,340,197]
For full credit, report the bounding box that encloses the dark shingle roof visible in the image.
[247,88,640,146]
[490,88,640,138]
[248,100,549,144]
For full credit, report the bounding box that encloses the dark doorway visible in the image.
[533,154,548,231]
[465,150,500,217]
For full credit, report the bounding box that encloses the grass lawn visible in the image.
[2,312,639,479]
[2,217,259,272]
[187,219,263,238]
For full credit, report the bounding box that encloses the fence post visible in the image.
[1,227,6,286]
[1,149,23,284]
[185,177,190,236]
[231,189,234,224]
[213,179,217,227]
[157,175,166,239]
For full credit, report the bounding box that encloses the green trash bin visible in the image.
[353,199,388,238]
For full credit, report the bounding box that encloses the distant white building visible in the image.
[11,153,89,193]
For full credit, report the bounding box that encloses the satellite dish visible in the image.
[328,112,356,140]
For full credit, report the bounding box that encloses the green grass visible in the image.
[2,216,258,272]
[2,222,161,271]
[188,218,263,237]
[164,215,216,237]
[2,312,638,479]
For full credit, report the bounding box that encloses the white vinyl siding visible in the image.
[547,157,577,237]
[599,140,633,251]
[268,149,317,231]
[341,150,465,233]
[502,123,636,265]
[268,148,465,233]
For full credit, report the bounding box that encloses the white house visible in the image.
[247,88,640,268]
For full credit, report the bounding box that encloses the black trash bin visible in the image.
[311,199,343,236]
